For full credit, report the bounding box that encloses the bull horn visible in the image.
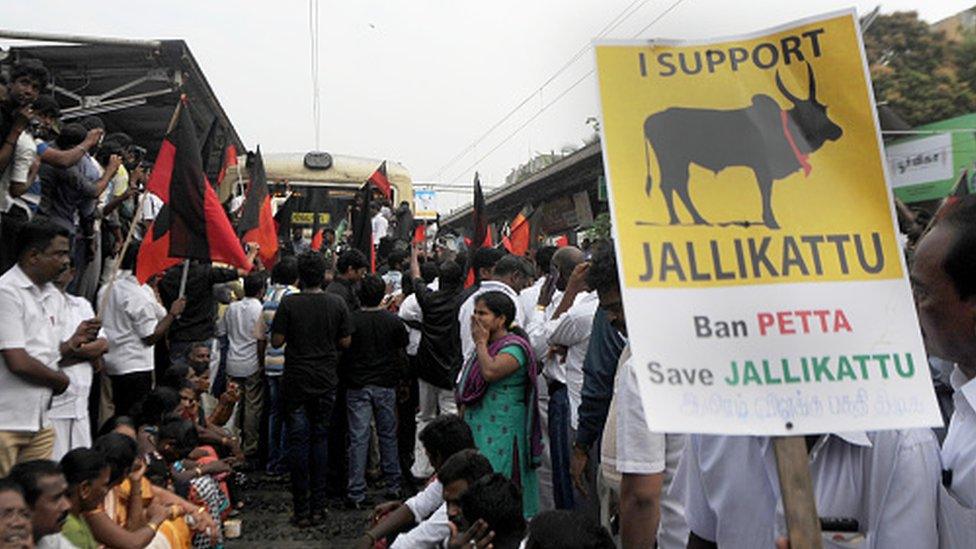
[775,70,800,104]
[806,62,817,100]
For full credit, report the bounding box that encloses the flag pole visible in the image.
[96,97,185,320]
[177,259,190,298]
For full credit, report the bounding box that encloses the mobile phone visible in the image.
[820,517,859,533]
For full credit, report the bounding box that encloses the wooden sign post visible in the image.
[774,436,822,549]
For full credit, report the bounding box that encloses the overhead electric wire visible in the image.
[443,0,689,186]
[428,0,656,181]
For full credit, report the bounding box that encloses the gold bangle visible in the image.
[195,506,207,516]
[194,466,203,477]
[147,520,160,532]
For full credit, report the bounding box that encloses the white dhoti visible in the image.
[50,417,91,462]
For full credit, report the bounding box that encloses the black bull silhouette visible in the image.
[642,63,843,229]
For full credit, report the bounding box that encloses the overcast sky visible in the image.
[1,1,971,212]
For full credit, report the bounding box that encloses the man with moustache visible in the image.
[8,460,72,548]
[0,219,100,475]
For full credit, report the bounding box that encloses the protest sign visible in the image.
[415,188,438,220]
[595,10,942,435]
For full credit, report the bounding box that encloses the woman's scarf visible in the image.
[456,332,544,469]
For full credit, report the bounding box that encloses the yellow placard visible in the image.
[290,212,331,225]
[596,12,902,288]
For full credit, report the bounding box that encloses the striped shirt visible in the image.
[259,284,298,376]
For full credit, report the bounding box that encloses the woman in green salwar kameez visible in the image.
[457,291,543,518]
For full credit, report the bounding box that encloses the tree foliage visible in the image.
[864,11,976,126]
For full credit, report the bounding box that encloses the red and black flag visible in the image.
[465,172,489,287]
[368,161,392,201]
[350,183,375,272]
[502,205,532,256]
[137,104,251,283]
[217,143,239,192]
[238,146,279,266]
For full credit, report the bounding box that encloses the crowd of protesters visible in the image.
[3,54,976,549]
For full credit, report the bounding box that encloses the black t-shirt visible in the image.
[326,277,360,311]
[413,277,464,389]
[159,263,239,342]
[342,309,408,389]
[272,291,352,398]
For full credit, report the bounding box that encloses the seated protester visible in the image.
[7,460,71,548]
[50,262,108,461]
[155,418,230,549]
[96,431,217,549]
[81,434,181,549]
[356,415,476,549]
[673,429,940,548]
[130,392,230,495]
[159,364,193,392]
[0,478,33,549]
[344,274,409,507]
[57,448,114,549]
[170,362,243,461]
[172,379,244,498]
[449,473,526,549]
[404,449,493,549]
[131,387,183,457]
[523,510,614,549]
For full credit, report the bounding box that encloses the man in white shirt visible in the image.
[97,242,184,417]
[355,415,476,549]
[524,246,587,511]
[673,429,940,548]
[136,192,164,241]
[518,246,557,316]
[585,242,687,548]
[909,195,976,544]
[372,203,389,246]
[457,254,533,366]
[0,218,100,476]
[217,272,266,461]
[395,449,493,548]
[50,263,107,461]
